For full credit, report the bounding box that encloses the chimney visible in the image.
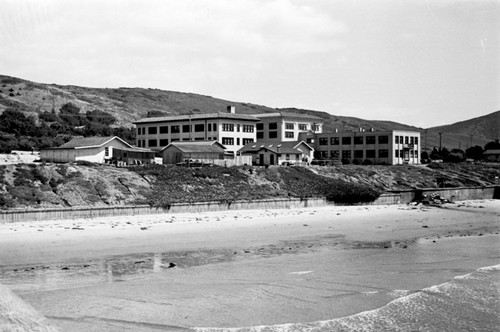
[359,127,363,132]
[335,128,338,133]
[370,128,374,132]
[227,106,236,114]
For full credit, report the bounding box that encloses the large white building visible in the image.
[309,129,421,165]
[253,112,323,142]
[133,107,259,155]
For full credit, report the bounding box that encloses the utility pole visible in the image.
[438,132,442,152]
[424,129,427,153]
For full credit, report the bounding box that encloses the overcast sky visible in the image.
[1,0,498,128]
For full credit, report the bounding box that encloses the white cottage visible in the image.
[40,136,133,164]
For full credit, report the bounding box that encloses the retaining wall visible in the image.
[1,186,497,223]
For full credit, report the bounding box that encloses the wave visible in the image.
[196,265,500,332]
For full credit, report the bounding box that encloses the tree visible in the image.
[421,151,429,163]
[0,108,37,136]
[430,147,440,160]
[484,140,500,151]
[85,109,116,125]
[466,145,484,160]
[59,103,84,126]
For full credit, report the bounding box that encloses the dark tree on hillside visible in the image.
[421,151,429,163]
[430,147,440,160]
[59,102,85,126]
[484,140,500,151]
[39,111,59,122]
[466,145,484,160]
[85,109,116,125]
[0,108,37,136]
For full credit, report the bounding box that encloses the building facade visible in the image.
[253,112,323,142]
[239,140,314,166]
[133,107,259,155]
[307,129,421,165]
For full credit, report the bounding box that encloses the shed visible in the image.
[484,149,500,162]
[161,141,228,165]
[40,136,133,164]
[239,140,314,166]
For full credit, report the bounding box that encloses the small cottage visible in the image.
[239,140,314,166]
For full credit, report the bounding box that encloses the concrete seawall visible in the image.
[0,186,498,223]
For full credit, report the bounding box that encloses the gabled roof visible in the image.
[51,136,133,150]
[239,140,313,154]
[161,140,226,153]
[252,112,322,121]
[483,149,500,155]
[134,112,260,124]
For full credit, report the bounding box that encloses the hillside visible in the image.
[1,163,498,210]
[0,75,496,150]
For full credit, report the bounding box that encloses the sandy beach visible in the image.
[1,200,499,331]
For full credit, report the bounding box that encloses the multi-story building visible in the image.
[308,129,421,165]
[133,106,259,155]
[253,112,323,142]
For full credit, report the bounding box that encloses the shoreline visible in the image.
[1,199,499,331]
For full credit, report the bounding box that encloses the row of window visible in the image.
[318,135,389,146]
[395,149,419,158]
[221,137,254,146]
[137,123,256,135]
[137,137,255,148]
[395,135,419,145]
[319,149,419,159]
[256,122,320,131]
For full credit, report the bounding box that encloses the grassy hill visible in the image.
[0,74,496,150]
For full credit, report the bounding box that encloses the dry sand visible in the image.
[0,200,499,331]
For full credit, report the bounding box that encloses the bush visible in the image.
[362,159,373,165]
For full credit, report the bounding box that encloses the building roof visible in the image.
[50,136,133,150]
[239,140,313,154]
[133,112,260,124]
[252,112,322,121]
[161,140,226,153]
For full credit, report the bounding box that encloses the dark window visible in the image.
[354,136,364,145]
[331,137,339,145]
[257,132,264,139]
[285,132,294,138]
[269,131,278,139]
[415,137,419,144]
[299,124,307,131]
[319,137,328,145]
[395,149,399,158]
[237,138,240,145]
[138,140,142,147]
[243,125,254,132]
[171,125,180,133]
[378,136,389,144]
[222,123,234,131]
[366,150,376,158]
[354,150,363,158]
[395,136,399,144]
[342,137,351,145]
[222,137,234,145]
[208,123,212,131]
[212,123,217,131]
[319,151,328,158]
[285,123,294,130]
[410,136,414,144]
[104,147,109,157]
[182,124,191,133]
[159,139,169,146]
[243,138,254,145]
[159,126,168,134]
[269,122,278,130]
[148,127,157,135]
[194,124,204,132]
[312,124,320,132]
[342,150,351,159]
[366,136,375,144]
[330,150,339,159]
[404,136,409,144]
[256,123,264,130]
[148,139,158,147]
[378,149,388,158]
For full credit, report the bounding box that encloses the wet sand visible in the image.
[0,200,499,331]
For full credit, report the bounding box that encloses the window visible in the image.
[330,151,339,159]
[207,123,212,131]
[138,140,142,147]
[182,124,191,133]
[354,136,364,145]
[366,136,375,144]
[286,154,290,160]
[378,149,389,158]
[415,149,418,157]
[104,147,109,157]
[404,136,409,144]
[269,122,278,130]
[237,138,240,145]
[148,139,158,147]
[256,123,264,130]
[222,137,234,145]
[257,132,264,139]
[342,150,351,160]
[319,151,328,159]
[299,124,307,131]
[331,137,339,145]
[171,125,180,133]
[159,139,169,146]
[410,137,414,144]
[395,136,399,144]
[237,124,240,132]
[285,132,294,138]
[410,149,414,157]
[212,123,217,131]
[269,131,278,139]
[312,124,320,132]
[354,150,363,158]
[243,125,254,132]
[285,123,294,130]
[366,150,376,158]
[222,123,234,131]
[415,137,419,145]
[243,138,254,145]
[306,138,313,144]
[395,150,399,158]
[148,127,157,135]
[319,137,329,145]
[159,126,168,134]
[378,136,389,144]
[342,137,351,145]
[194,124,204,132]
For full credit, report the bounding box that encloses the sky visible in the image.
[0,0,498,128]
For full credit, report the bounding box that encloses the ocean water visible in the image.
[196,265,500,332]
